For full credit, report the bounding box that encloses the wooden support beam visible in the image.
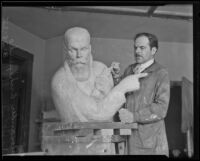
[4,152,46,156]
[47,122,137,130]
[43,122,137,136]
[119,129,132,135]
[94,129,132,136]
[118,142,125,155]
[152,13,193,21]
[94,129,114,135]
[61,6,148,17]
[42,6,192,21]
[54,129,94,136]
[42,135,128,144]
[147,6,158,17]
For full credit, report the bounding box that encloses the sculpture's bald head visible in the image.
[64,27,92,82]
[64,27,91,46]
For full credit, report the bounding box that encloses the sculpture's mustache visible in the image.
[75,61,86,64]
[71,59,87,65]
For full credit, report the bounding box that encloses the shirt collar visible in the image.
[138,58,155,73]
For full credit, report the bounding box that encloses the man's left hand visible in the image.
[119,108,134,123]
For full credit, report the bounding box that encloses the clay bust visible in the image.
[51,27,147,123]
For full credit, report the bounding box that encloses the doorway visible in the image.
[165,81,187,157]
[2,42,33,154]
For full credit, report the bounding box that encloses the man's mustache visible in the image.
[136,54,143,58]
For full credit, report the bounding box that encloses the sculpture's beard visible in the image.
[71,63,90,81]
[69,58,91,82]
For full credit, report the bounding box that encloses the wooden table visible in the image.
[42,121,138,155]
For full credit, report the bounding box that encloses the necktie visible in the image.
[133,64,142,74]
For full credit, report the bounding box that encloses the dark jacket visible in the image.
[122,61,170,155]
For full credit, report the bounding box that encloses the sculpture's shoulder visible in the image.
[93,61,110,77]
[92,61,114,95]
[51,67,66,90]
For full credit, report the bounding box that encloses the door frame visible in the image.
[2,42,33,152]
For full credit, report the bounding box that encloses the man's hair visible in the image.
[134,32,158,50]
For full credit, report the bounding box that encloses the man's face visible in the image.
[134,36,156,64]
[67,35,91,68]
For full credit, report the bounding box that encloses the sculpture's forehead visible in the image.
[65,28,90,44]
[68,34,89,44]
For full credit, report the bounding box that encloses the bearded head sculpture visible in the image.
[63,27,93,82]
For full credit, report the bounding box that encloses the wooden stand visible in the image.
[41,121,137,155]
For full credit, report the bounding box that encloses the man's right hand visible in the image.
[116,73,148,93]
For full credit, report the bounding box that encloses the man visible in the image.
[119,33,170,156]
[51,27,147,123]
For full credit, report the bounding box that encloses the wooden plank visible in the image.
[94,129,132,136]
[42,142,116,155]
[118,142,125,155]
[44,128,132,137]
[54,129,94,137]
[43,122,137,133]
[119,129,132,135]
[4,152,46,156]
[124,137,128,155]
[42,135,127,144]
[94,129,114,135]
[42,135,112,144]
